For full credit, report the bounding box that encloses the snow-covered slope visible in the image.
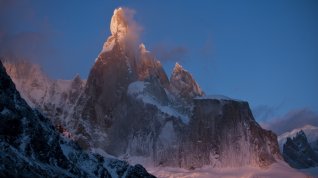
[0,60,155,178]
[2,59,85,127]
[127,81,189,123]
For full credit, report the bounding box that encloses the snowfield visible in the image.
[147,161,310,178]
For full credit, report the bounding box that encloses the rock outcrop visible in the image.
[170,62,204,102]
[282,130,318,169]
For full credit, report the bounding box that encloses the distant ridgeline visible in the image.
[278,125,318,169]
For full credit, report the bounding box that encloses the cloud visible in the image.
[0,0,55,63]
[152,44,188,63]
[262,108,318,135]
[110,7,143,52]
[253,105,278,122]
[0,32,51,61]
[252,102,284,123]
[122,7,143,46]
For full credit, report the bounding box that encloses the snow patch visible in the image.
[0,107,11,115]
[194,95,243,102]
[127,81,147,95]
[60,143,74,157]
[128,81,190,124]
[90,147,116,159]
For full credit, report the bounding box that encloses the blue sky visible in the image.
[1,0,317,123]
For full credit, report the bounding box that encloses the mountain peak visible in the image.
[110,7,128,38]
[173,62,184,73]
[100,8,130,54]
[170,62,204,100]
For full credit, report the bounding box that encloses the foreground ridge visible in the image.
[0,60,155,178]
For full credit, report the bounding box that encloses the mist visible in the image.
[0,0,55,64]
[122,7,143,50]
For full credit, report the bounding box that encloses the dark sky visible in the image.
[1,0,317,127]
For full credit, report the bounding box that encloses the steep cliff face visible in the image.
[0,61,155,178]
[180,98,281,168]
[120,97,281,169]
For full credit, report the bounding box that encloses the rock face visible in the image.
[170,63,204,102]
[0,61,155,178]
[180,98,280,168]
[281,130,318,169]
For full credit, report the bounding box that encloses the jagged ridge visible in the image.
[0,60,155,177]
[280,127,318,169]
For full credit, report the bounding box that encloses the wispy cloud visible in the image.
[0,0,55,62]
[119,7,143,50]
[262,108,318,135]
[152,44,188,63]
[252,102,284,123]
